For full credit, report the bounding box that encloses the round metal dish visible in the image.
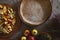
[19,0,52,25]
[0,0,22,40]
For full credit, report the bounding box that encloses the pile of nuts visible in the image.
[0,4,16,34]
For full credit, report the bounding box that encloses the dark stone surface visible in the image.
[0,0,60,40]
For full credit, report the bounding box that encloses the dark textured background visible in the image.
[0,0,60,40]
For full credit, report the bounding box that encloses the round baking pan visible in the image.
[19,0,52,26]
